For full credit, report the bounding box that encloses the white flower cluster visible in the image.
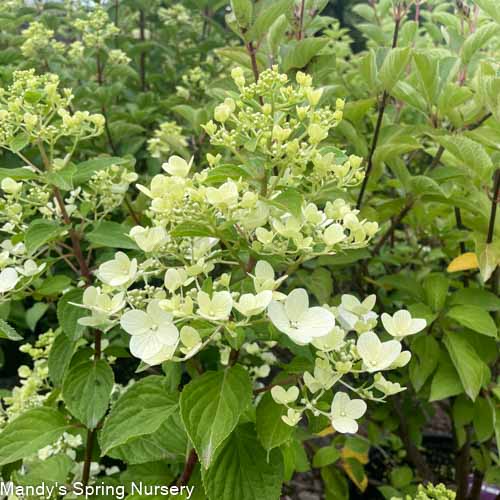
[0,331,54,426]
[270,294,426,432]
[21,21,64,59]
[0,237,45,302]
[0,71,104,149]
[73,8,119,49]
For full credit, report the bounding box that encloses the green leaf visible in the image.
[48,332,77,386]
[449,288,500,311]
[99,376,178,456]
[390,465,413,489]
[205,165,252,185]
[313,445,341,468]
[423,273,449,311]
[379,47,411,91]
[109,411,187,465]
[435,135,493,181]
[256,392,294,452]
[473,397,494,442]
[180,365,252,468]
[446,305,497,337]
[230,0,253,28]
[62,359,114,429]
[0,167,38,181]
[26,302,49,331]
[475,0,500,23]
[36,275,72,296]
[0,318,22,341]
[282,38,329,72]
[322,465,349,500]
[410,175,448,198]
[270,188,304,219]
[57,289,87,341]
[171,222,215,238]
[73,157,128,186]
[25,219,65,254]
[267,14,289,56]
[46,164,76,191]
[0,407,69,465]
[8,133,30,152]
[86,221,138,250]
[462,23,500,64]
[409,335,440,392]
[443,331,488,401]
[430,350,463,402]
[247,0,293,41]
[202,424,283,500]
[121,461,174,489]
[413,52,438,104]
[12,454,73,486]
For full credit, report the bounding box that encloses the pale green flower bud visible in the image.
[296,71,312,87]
[1,177,22,194]
[305,88,323,106]
[307,124,328,144]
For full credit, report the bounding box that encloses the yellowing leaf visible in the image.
[447,252,479,272]
[316,425,335,437]
[341,457,368,492]
[341,446,369,465]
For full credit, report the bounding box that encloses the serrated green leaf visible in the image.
[57,289,87,341]
[282,38,329,72]
[48,332,77,386]
[247,0,293,41]
[99,376,178,455]
[0,318,22,340]
[256,392,294,452]
[62,359,114,429]
[25,219,65,254]
[86,221,138,250]
[0,408,70,465]
[443,331,488,401]
[447,305,497,337]
[202,424,283,500]
[180,365,252,468]
[73,157,128,186]
[379,47,411,91]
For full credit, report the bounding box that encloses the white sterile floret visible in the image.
[164,268,192,293]
[282,408,302,426]
[271,385,299,405]
[252,260,288,296]
[16,259,45,277]
[129,225,168,253]
[390,350,412,369]
[267,288,335,345]
[120,300,179,365]
[311,326,345,352]
[356,331,402,372]
[234,290,273,317]
[304,357,339,392]
[323,223,346,246]
[97,251,137,287]
[0,267,19,293]
[373,373,405,396]
[337,294,377,331]
[179,326,202,356]
[381,310,426,338]
[162,155,192,178]
[79,287,125,328]
[189,237,219,260]
[197,290,233,321]
[205,180,239,209]
[330,392,367,434]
